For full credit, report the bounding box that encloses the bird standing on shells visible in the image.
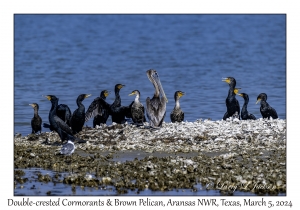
[56,104,72,127]
[60,139,75,172]
[109,84,132,124]
[85,90,110,127]
[222,77,240,120]
[237,93,256,120]
[256,93,278,119]
[29,103,42,134]
[146,69,168,128]
[170,91,185,123]
[60,139,75,155]
[70,94,91,134]
[45,95,84,143]
[129,90,146,126]
[43,103,72,131]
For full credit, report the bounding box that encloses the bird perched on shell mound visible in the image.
[43,103,72,131]
[129,90,146,126]
[146,69,168,128]
[237,93,256,120]
[56,104,72,126]
[222,77,240,120]
[29,103,42,134]
[170,91,185,123]
[109,84,132,124]
[70,94,91,134]
[256,93,278,119]
[45,95,85,143]
[85,90,110,127]
[60,140,75,155]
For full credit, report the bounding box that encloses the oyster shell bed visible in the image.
[14,118,286,195]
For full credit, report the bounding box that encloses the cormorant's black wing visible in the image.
[249,113,256,120]
[269,107,278,119]
[57,104,72,125]
[223,111,229,120]
[85,98,111,122]
[124,101,134,118]
[54,115,73,135]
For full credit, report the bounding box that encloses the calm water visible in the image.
[14,14,286,136]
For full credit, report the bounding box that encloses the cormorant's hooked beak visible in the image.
[129,91,135,96]
[178,92,185,98]
[29,104,35,107]
[222,77,230,84]
[256,98,261,104]
[85,94,91,98]
[234,88,241,95]
[118,84,125,89]
[44,95,52,101]
[104,91,110,97]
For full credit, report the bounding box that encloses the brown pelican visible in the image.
[129,90,146,126]
[146,69,168,128]
[256,93,278,119]
[170,91,185,123]
[222,77,240,120]
[29,103,42,134]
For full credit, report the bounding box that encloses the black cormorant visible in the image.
[129,90,146,125]
[29,103,42,134]
[43,103,72,130]
[238,93,256,120]
[70,94,91,134]
[45,95,77,142]
[85,90,110,127]
[222,77,240,120]
[109,84,132,124]
[146,69,168,128]
[256,93,278,119]
[170,91,185,123]
[57,104,72,126]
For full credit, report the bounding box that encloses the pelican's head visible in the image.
[146,69,168,102]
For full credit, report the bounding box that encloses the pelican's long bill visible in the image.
[152,71,168,103]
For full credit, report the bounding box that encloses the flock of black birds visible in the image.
[222,77,278,121]
[28,70,279,154]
